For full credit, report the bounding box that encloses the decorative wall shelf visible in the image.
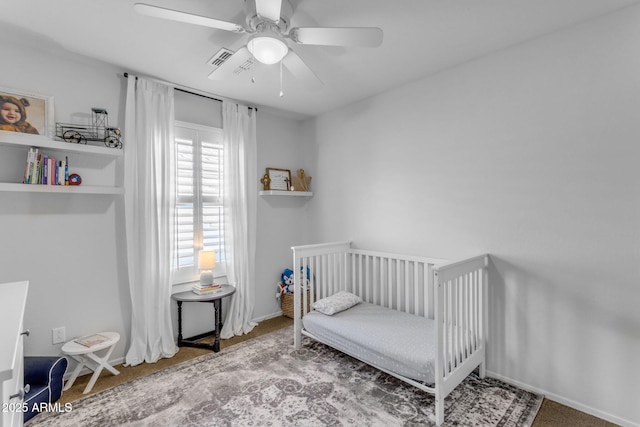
[0,131,123,194]
[0,131,123,158]
[0,183,123,195]
[259,190,313,197]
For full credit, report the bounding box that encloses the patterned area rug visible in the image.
[28,326,542,426]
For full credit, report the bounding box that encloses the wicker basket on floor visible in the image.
[281,290,311,319]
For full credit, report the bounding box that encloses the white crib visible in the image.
[292,241,488,426]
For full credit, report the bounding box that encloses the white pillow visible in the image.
[312,291,362,315]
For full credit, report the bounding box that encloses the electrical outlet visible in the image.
[52,327,66,344]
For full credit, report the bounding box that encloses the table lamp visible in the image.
[198,250,216,286]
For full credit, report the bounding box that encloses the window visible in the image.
[172,121,224,284]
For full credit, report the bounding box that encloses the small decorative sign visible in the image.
[266,168,291,191]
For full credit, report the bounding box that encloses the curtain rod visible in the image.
[123,72,256,110]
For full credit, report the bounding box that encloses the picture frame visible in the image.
[266,167,292,191]
[0,86,54,137]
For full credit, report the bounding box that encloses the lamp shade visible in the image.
[198,250,216,270]
[247,31,288,65]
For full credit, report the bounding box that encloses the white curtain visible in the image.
[123,75,178,365]
[221,101,258,338]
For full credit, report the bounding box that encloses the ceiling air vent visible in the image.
[207,48,235,69]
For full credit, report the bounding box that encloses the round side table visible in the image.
[172,284,236,352]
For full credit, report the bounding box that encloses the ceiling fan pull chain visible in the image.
[279,61,284,98]
[251,60,256,84]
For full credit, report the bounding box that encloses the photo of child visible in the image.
[0,95,40,134]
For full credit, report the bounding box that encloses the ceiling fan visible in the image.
[134,0,383,90]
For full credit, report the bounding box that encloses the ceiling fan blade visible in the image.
[255,0,282,23]
[208,47,253,80]
[134,3,245,33]
[282,50,323,90]
[289,27,383,47]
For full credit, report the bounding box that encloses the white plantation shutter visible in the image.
[173,121,224,284]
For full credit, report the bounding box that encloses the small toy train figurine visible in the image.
[56,108,122,149]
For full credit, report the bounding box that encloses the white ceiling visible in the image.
[2,0,638,118]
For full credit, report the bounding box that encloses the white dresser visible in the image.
[0,281,29,427]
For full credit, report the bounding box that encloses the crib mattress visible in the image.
[302,301,436,384]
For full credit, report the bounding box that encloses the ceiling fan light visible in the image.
[247,33,288,65]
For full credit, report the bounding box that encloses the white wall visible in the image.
[0,36,307,360]
[0,43,130,359]
[303,5,640,426]
[255,112,312,320]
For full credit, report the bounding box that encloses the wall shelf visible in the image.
[0,182,123,195]
[0,131,123,158]
[259,190,313,197]
[0,131,123,194]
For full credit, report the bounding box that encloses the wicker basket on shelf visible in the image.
[281,290,311,319]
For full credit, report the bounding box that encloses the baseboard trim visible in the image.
[487,370,638,427]
[252,311,285,323]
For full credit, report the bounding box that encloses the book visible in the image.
[65,156,69,185]
[74,333,110,347]
[193,283,221,290]
[23,148,36,183]
[58,159,65,185]
[43,155,48,184]
[22,149,68,186]
[28,149,41,184]
[192,288,223,295]
[192,284,223,295]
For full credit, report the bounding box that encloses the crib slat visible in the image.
[368,255,372,301]
[458,277,464,364]
[464,273,470,357]
[330,253,335,295]
[396,260,402,311]
[463,276,468,359]
[414,262,419,316]
[385,257,389,308]
[475,271,480,350]
[349,252,354,294]
[379,257,384,307]
[302,257,308,315]
[358,254,363,299]
[339,252,345,291]
[451,278,457,368]
[423,262,427,317]
[469,272,475,353]
[322,254,328,298]
[310,255,316,306]
[427,264,434,319]
[452,279,459,368]
[404,261,410,313]
[358,254,362,300]
[388,258,393,309]
[376,257,387,307]
[375,256,380,305]
[447,281,454,373]
[470,273,475,353]
[445,281,450,373]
